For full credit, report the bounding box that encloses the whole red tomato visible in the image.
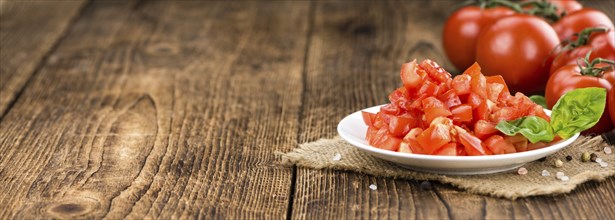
[443,6,515,71]
[552,8,615,41]
[476,14,560,94]
[609,86,615,127]
[546,64,615,134]
[551,28,615,74]
[547,0,582,15]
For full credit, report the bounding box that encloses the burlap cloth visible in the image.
[280,135,614,199]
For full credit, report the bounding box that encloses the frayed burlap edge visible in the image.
[277,136,614,199]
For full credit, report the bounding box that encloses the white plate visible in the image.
[337,105,579,175]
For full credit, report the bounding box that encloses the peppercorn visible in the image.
[581,152,591,162]
[590,153,598,162]
[554,159,563,168]
[565,155,573,161]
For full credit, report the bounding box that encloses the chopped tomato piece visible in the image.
[474,120,497,139]
[450,104,473,123]
[420,59,452,83]
[467,92,483,109]
[362,111,377,127]
[418,80,440,97]
[504,134,529,152]
[486,83,504,103]
[484,135,517,155]
[421,97,445,109]
[424,107,452,125]
[417,124,452,154]
[380,103,401,115]
[400,60,422,89]
[452,74,471,95]
[527,105,550,122]
[437,89,462,109]
[455,126,492,156]
[486,75,510,96]
[388,115,417,137]
[434,143,458,156]
[370,127,402,151]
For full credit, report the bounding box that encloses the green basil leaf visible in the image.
[495,116,555,143]
[529,95,547,109]
[551,87,607,139]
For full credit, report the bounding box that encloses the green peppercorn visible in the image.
[581,152,591,162]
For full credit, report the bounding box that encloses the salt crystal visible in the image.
[541,170,550,176]
[560,176,569,181]
[332,153,341,161]
[517,167,528,175]
[605,147,612,155]
[595,158,602,163]
[369,184,377,190]
[556,171,565,178]
[599,161,608,168]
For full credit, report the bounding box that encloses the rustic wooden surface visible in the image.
[1,0,614,219]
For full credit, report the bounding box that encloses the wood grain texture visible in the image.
[293,0,615,219]
[0,0,86,117]
[0,1,309,218]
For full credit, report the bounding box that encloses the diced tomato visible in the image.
[367,59,553,156]
[403,127,423,142]
[366,126,378,143]
[388,115,417,137]
[527,105,550,122]
[486,75,510,94]
[398,142,413,153]
[491,106,523,123]
[402,128,425,154]
[370,127,402,151]
[484,135,517,155]
[372,112,389,129]
[421,97,445,109]
[467,92,483,109]
[452,74,471,95]
[400,60,422,89]
[388,87,410,109]
[450,104,473,123]
[419,59,452,84]
[474,120,497,139]
[430,117,454,127]
[437,89,462,109]
[455,126,492,156]
[417,124,452,154]
[486,83,504,103]
[504,134,528,152]
[433,143,458,156]
[380,103,401,115]
[527,141,548,151]
[418,80,440,97]
[475,101,491,121]
[362,111,377,127]
[424,107,452,125]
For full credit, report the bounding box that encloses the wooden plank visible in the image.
[0,0,86,117]
[293,0,615,219]
[0,1,309,218]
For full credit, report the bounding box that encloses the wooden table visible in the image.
[2,0,614,219]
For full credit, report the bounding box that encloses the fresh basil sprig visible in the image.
[495,116,554,143]
[550,87,607,139]
[496,88,607,142]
